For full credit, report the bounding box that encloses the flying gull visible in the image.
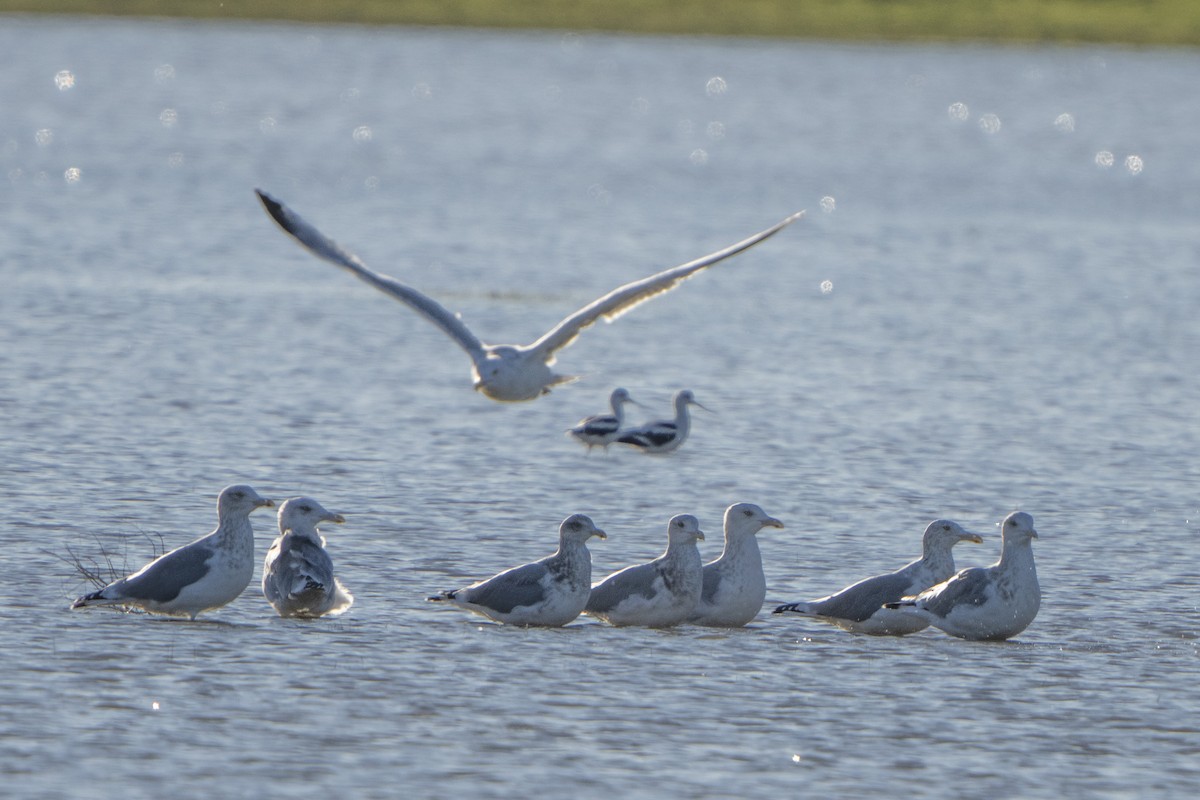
[427,514,606,626]
[70,485,274,620]
[774,519,983,635]
[884,511,1040,641]
[691,503,785,627]
[263,496,353,619]
[585,514,704,627]
[568,387,637,451]
[257,189,803,402]
[616,389,707,454]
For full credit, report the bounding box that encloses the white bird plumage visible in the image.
[568,387,636,451]
[427,514,606,626]
[585,514,705,627]
[691,503,785,627]
[70,485,274,620]
[884,511,1041,641]
[263,496,353,619]
[616,389,707,454]
[773,519,984,635]
[257,190,803,402]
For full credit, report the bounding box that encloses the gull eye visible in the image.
[942,525,951,531]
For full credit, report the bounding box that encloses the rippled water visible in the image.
[2,15,1198,799]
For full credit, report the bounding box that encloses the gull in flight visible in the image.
[257,190,803,402]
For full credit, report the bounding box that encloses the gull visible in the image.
[691,503,785,627]
[568,387,637,451]
[615,389,707,454]
[70,485,274,620]
[263,496,353,619]
[773,519,983,635]
[585,514,705,627]
[427,514,606,626]
[884,511,1041,641]
[257,189,803,402]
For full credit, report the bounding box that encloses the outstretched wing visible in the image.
[256,190,487,359]
[527,211,805,359]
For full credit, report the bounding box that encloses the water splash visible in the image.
[54,70,75,91]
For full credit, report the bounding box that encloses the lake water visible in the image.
[1,14,1198,799]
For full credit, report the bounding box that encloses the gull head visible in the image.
[666,514,705,545]
[1001,511,1038,542]
[217,484,275,519]
[922,519,984,553]
[560,513,607,544]
[723,502,784,541]
[278,496,346,535]
[472,346,565,402]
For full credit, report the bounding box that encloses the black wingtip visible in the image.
[255,188,285,222]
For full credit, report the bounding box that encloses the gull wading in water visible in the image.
[568,387,637,451]
[427,514,606,627]
[691,503,785,627]
[585,514,705,627]
[70,485,274,620]
[263,496,353,619]
[773,519,983,635]
[257,190,803,402]
[616,389,707,454]
[884,511,1040,641]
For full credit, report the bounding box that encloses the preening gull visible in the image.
[586,514,704,627]
[691,503,785,627]
[71,485,274,620]
[616,389,707,454]
[568,387,636,451]
[884,511,1040,641]
[427,514,606,626]
[257,189,803,402]
[774,519,983,635]
[263,496,353,619]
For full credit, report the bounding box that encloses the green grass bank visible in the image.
[2,0,1198,46]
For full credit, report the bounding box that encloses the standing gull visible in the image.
[774,519,983,635]
[70,485,274,620]
[568,387,637,451]
[428,514,606,626]
[884,511,1041,641]
[692,503,785,627]
[585,514,705,627]
[257,190,803,402]
[263,496,353,619]
[616,389,707,454]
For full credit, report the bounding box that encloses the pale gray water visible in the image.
[2,15,1198,799]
